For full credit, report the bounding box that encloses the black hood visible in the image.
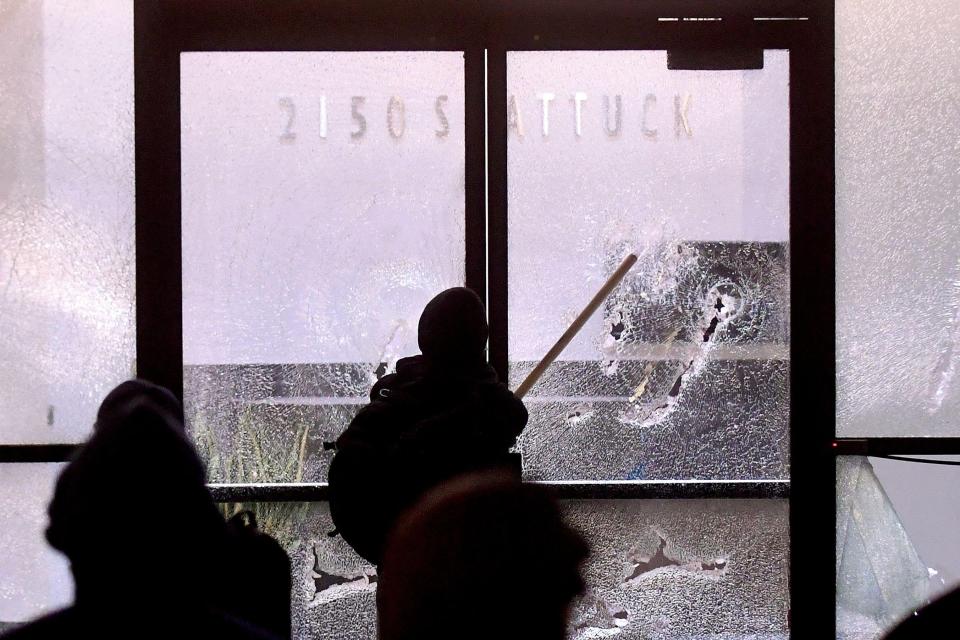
[46,380,224,602]
[417,287,488,366]
[95,379,184,430]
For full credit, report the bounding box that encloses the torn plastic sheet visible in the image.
[836,457,932,639]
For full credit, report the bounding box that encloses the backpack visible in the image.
[328,363,526,566]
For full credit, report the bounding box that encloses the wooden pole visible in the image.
[514,253,638,399]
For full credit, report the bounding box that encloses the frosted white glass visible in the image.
[836,1,960,436]
[0,464,72,625]
[0,0,135,444]
[181,52,466,481]
[507,51,790,481]
[181,51,465,367]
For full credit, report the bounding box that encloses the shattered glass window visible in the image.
[836,457,937,639]
[222,502,377,640]
[0,0,135,444]
[507,51,790,480]
[226,498,788,640]
[0,464,72,628]
[180,52,466,482]
[867,456,960,602]
[835,0,960,436]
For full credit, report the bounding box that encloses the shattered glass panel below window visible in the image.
[507,51,790,480]
[0,0,135,444]
[180,52,466,481]
[222,502,377,640]
[836,457,933,639]
[0,464,72,626]
[567,499,789,640]
[232,498,788,640]
[835,1,960,436]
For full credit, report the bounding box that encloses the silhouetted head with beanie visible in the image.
[94,378,184,430]
[377,472,588,640]
[3,382,288,639]
[46,380,224,609]
[417,287,488,366]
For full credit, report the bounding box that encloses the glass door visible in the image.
[504,49,791,638]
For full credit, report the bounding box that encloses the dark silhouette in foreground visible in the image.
[2,380,287,640]
[883,586,960,638]
[377,472,589,640]
[222,508,292,637]
[329,287,528,565]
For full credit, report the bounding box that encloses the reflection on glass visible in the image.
[507,50,790,481]
[180,52,466,482]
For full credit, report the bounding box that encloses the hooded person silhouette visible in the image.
[328,287,528,565]
[377,472,589,640]
[3,380,283,640]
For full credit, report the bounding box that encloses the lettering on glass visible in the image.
[387,96,405,139]
[506,92,693,140]
[435,95,450,138]
[508,94,525,138]
[278,96,296,142]
[351,96,367,140]
[319,96,328,139]
[674,93,692,138]
[572,92,588,137]
[603,94,622,137]
[270,92,696,142]
[642,93,658,140]
[273,95,457,142]
[537,92,556,137]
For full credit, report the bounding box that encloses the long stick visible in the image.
[514,253,638,399]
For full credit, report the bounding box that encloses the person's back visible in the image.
[222,510,293,638]
[376,472,589,640]
[328,288,528,565]
[2,380,282,640]
[2,606,278,640]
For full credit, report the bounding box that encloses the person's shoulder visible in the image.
[476,379,525,407]
[204,612,283,640]
[1,609,77,639]
[369,356,429,399]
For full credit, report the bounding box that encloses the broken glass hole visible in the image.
[623,536,729,585]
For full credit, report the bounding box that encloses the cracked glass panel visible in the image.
[222,502,377,640]
[0,0,135,444]
[0,464,71,628]
[229,498,788,640]
[836,457,934,640]
[507,51,790,480]
[180,52,466,482]
[567,499,788,640]
[836,1,960,436]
